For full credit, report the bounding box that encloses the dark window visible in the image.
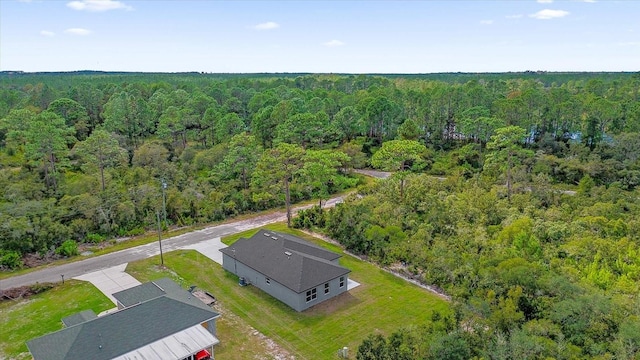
[306,288,317,302]
[266,277,271,285]
[324,283,330,294]
[339,276,345,288]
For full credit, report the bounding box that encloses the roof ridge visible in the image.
[296,256,306,290]
[286,248,344,267]
[59,324,86,360]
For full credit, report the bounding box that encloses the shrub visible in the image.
[292,205,325,229]
[86,233,106,244]
[55,240,79,258]
[126,227,145,236]
[0,250,23,270]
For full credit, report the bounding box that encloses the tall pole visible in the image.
[157,211,164,266]
[161,179,167,229]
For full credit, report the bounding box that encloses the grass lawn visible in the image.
[126,225,450,359]
[0,280,113,359]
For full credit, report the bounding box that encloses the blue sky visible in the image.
[1,0,638,73]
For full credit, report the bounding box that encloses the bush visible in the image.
[126,227,146,236]
[86,233,106,244]
[0,250,23,270]
[55,240,79,258]
[292,205,325,229]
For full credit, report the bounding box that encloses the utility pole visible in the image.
[161,179,167,229]
[157,211,164,266]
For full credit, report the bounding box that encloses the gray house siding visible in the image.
[294,274,349,311]
[222,253,349,312]
[203,319,217,336]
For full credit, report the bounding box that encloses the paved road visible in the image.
[0,196,345,290]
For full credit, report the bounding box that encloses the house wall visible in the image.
[295,274,349,312]
[222,253,349,312]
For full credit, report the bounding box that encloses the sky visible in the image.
[1,0,639,73]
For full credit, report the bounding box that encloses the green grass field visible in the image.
[126,225,450,359]
[0,281,113,359]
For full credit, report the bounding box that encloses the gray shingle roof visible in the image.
[220,229,350,293]
[112,277,210,310]
[112,281,165,307]
[27,278,219,360]
[61,310,97,327]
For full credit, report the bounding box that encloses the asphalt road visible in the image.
[0,196,345,290]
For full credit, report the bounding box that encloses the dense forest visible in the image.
[1,71,640,359]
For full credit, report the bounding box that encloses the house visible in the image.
[219,229,351,312]
[27,278,220,360]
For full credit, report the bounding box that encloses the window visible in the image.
[339,276,345,288]
[266,277,271,285]
[306,288,317,302]
[324,283,330,294]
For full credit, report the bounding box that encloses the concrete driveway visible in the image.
[182,237,226,265]
[73,263,141,305]
[72,237,227,308]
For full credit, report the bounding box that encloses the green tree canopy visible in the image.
[24,111,75,191]
[485,125,530,200]
[251,142,305,227]
[371,139,428,173]
[73,129,128,191]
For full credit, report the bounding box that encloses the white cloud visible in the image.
[480,20,493,25]
[64,28,92,35]
[506,14,523,19]
[618,41,640,46]
[40,30,55,37]
[324,39,345,47]
[529,9,570,19]
[66,0,132,12]
[253,22,280,30]
[537,0,553,3]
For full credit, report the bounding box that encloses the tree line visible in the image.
[0,71,636,259]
